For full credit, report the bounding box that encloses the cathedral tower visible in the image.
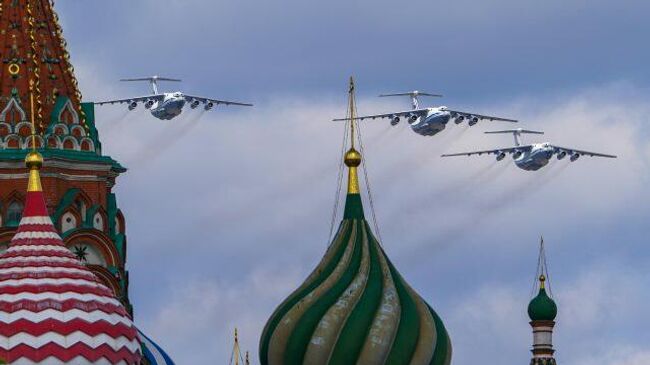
[0,0,132,312]
[528,239,558,365]
[259,79,452,365]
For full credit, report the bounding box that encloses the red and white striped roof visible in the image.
[0,156,141,364]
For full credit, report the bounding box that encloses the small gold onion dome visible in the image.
[344,148,362,167]
[25,151,44,169]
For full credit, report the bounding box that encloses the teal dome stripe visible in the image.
[284,223,364,364]
[260,194,452,365]
[428,305,452,365]
[259,221,354,364]
[328,223,383,363]
[385,257,421,365]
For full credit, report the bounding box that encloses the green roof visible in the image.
[260,193,451,365]
[0,149,125,173]
[528,287,557,321]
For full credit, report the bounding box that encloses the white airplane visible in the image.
[333,91,518,136]
[441,128,617,171]
[94,76,252,120]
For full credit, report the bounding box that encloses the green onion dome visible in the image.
[527,275,558,321]
[259,193,452,365]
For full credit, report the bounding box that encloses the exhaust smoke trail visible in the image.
[129,110,206,168]
[98,110,132,139]
[406,159,574,265]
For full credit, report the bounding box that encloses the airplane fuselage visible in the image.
[409,107,451,136]
[513,143,555,171]
[150,92,186,120]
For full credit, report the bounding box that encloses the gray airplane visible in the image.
[333,91,517,136]
[442,128,617,171]
[94,76,252,120]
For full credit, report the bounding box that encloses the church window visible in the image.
[1,99,26,125]
[93,213,105,231]
[58,100,79,125]
[6,201,23,225]
[61,212,77,233]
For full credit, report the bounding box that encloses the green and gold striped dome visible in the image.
[259,192,451,365]
[260,89,452,365]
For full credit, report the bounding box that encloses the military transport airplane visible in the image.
[333,91,518,136]
[94,76,252,120]
[441,128,617,171]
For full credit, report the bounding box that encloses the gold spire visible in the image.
[26,89,43,192]
[539,274,546,289]
[231,327,243,365]
[345,77,362,194]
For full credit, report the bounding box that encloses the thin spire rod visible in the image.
[29,82,37,151]
[348,77,356,150]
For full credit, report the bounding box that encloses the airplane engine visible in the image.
[496,152,506,161]
[390,116,400,126]
[469,116,479,126]
[570,153,580,162]
[408,114,418,124]
[190,100,200,109]
[128,101,137,111]
[144,100,154,109]
[454,116,465,124]
[204,102,214,111]
[513,150,523,159]
[557,151,567,160]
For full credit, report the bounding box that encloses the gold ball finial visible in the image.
[25,151,43,169]
[539,274,546,282]
[344,148,362,167]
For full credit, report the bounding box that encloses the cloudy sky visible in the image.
[55,1,650,364]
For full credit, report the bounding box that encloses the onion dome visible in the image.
[259,79,451,365]
[139,329,176,365]
[528,275,557,321]
[0,150,141,364]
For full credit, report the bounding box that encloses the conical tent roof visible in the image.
[0,151,141,364]
[259,80,451,365]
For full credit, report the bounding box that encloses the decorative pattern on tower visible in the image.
[528,238,558,365]
[0,0,132,316]
[259,78,452,365]
[0,150,141,364]
[0,0,98,151]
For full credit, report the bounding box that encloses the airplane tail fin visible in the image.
[485,128,543,146]
[120,76,181,94]
[379,90,443,109]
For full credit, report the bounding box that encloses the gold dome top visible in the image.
[25,151,44,170]
[344,148,362,167]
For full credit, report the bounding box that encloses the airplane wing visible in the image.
[332,108,429,121]
[551,145,617,158]
[441,145,532,157]
[447,109,518,123]
[183,95,253,107]
[94,94,165,105]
